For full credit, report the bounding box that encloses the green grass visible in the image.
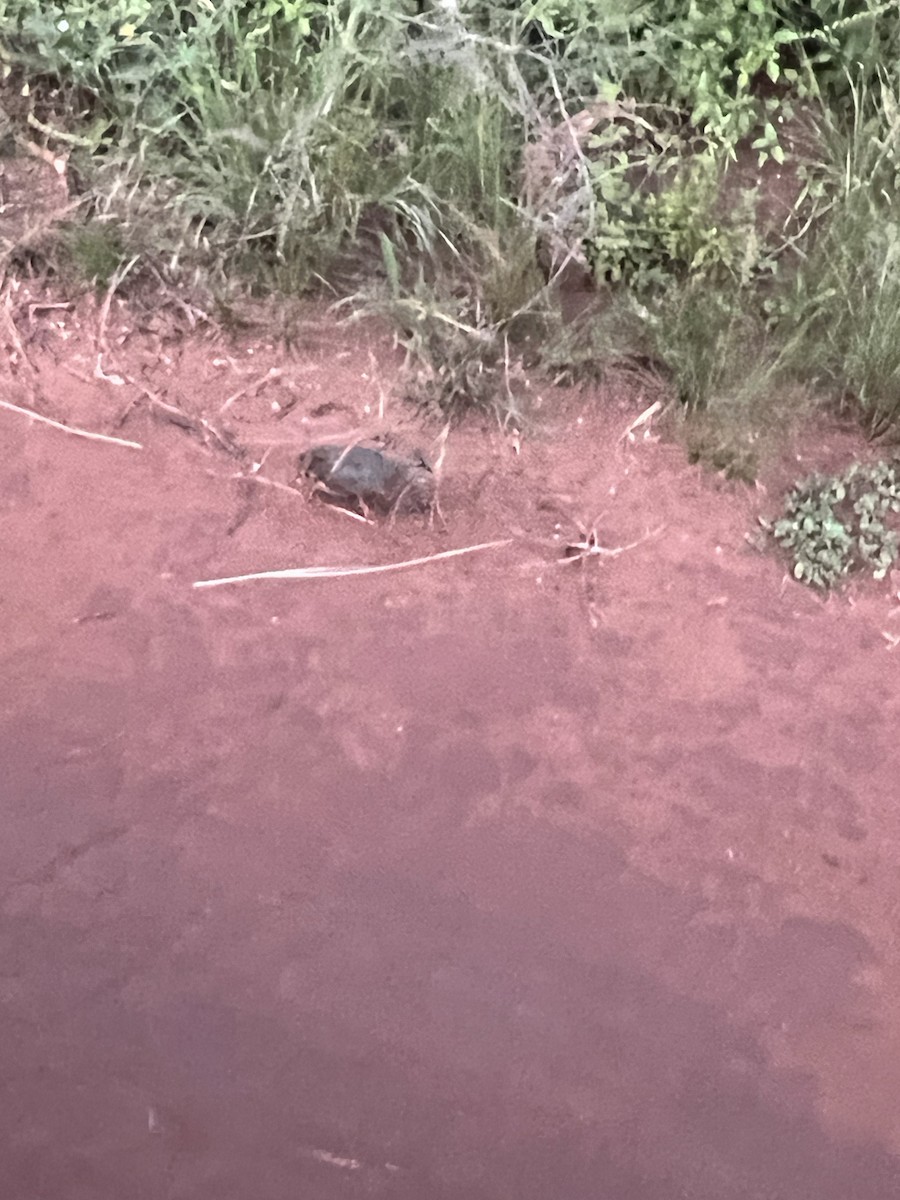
[768,70,900,438]
[0,0,899,453]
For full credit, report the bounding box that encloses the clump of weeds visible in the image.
[767,460,900,589]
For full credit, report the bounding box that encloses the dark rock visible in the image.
[299,444,436,516]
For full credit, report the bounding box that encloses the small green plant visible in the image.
[61,222,127,286]
[770,460,900,588]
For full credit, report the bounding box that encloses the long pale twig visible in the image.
[193,539,512,589]
[0,398,143,449]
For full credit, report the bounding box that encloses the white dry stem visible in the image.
[28,300,74,323]
[234,472,301,499]
[193,539,512,589]
[236,471,375,524]
[219,367,283,414]
[430,421,451,477]
[619,399,663,443]
[0,397,143,449]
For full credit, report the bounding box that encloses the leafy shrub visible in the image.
[625,0,801,149]
[771,460,900,588]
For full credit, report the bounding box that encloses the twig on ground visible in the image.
[63,366,98,387]
[219,366,283,414]
[619,399,663,443]
[324,500,374,523]
[146,263,213,329]
[120,373,242,458]
[561,524,665,564]
[192,539,512,589]
[126,380,199,433]
[150,397,198,431]
[200,417,243,459]
[431,421,451,477]
[28,300,74,323]
[233,470,367,516]
[234,472,302,499]
[0,397,143,449]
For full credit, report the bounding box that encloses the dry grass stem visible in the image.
[193,539,513,589]
[219,367,283,413]
[366,349,388,421]
[431,421,451,476]
[94,255,139,385]
[28,300,74,322]
[146,264,213,329]
[0,397,143,449]
[232,472,302,499]
[620,399,663,443]
[120,374,240,456]
[328,502,374,523]
[235,472,373,523]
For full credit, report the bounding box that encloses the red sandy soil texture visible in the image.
[2,292,900,1200]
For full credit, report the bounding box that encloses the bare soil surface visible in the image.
[3,288,900,1200]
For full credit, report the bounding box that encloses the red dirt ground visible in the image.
[2,292,900,1200]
